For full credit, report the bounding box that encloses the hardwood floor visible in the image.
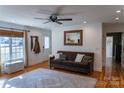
[0,61,48,78]
[96,58,124,88]
[0,59,124,88]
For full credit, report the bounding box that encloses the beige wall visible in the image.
[102,23,124,67]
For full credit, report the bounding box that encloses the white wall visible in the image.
[26,26,51,66]
[52,23,102,71]
[0,21,51,66]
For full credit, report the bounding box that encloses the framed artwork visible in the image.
[64,30,83,45]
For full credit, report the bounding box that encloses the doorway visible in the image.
[106,33,122,62]
[105,32,122,80]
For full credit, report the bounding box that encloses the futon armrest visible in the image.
[49,55,55,60]
[49,55,55,69]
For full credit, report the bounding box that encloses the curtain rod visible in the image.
[0,26,30,32]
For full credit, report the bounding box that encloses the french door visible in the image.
[0,36,24,64]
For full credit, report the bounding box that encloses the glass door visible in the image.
[0,37,10,63]
[0,36,24,64]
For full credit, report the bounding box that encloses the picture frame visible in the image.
[64,30,83,46]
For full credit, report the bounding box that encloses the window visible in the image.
[44,36,50,49]
[0,36,24,63]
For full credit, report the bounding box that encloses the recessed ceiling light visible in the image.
[115,17,119,20]
[116,10,122,13]
[83,21,87,24]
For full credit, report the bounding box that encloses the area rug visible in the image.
[1,68,96,88]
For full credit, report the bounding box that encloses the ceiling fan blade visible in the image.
[56,21,62,25]
[55,6,64,15]
[34,18,49,20]
[43,20,51,24]
[57,18,72,21]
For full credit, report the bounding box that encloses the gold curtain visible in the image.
[24,31,29,67]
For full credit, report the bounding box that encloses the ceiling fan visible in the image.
[34,14,72,25]
[34,6,73,25]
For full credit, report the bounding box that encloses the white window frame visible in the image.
[0,37,24,63]
[44,36,50,49]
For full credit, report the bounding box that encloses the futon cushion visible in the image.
[59,54,66,61]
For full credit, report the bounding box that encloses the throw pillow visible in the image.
[75,54,84,62]
[82,55,93,64]
[54,54,59,59]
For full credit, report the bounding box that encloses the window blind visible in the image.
[0,29,24,37]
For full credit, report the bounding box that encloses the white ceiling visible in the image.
[0,5,124,29]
